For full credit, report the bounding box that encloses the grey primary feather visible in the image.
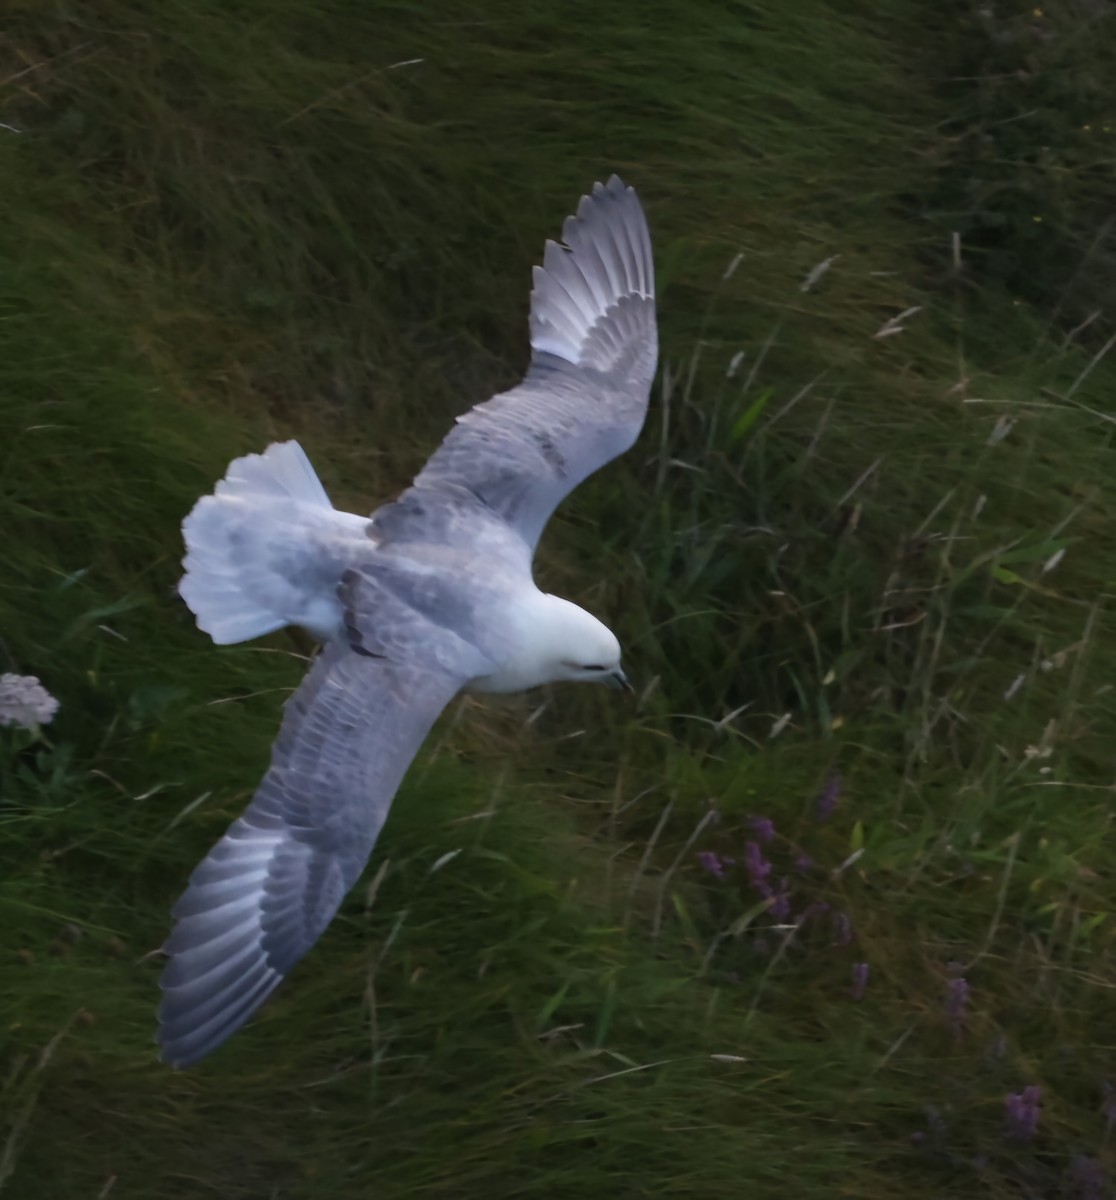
[157,577,486,1067]
[410,175,657,554]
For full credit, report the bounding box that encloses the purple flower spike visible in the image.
[696,850,726,881]
[851,961,870,1000]
[1004,1085,1042,1141]
[1071,1155,1107,1200]
[743,841,772,889]
[793,851,814,874]
[832,910,853,946]
[769,887,792,922]
[815,773,842,822]
[945,976,969,1034]
[748,816,776,844]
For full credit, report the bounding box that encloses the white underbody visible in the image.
[178,442,619,694]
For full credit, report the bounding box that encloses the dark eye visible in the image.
[582,664,607,671]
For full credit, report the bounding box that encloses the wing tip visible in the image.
[156,962,285,1068]
[528,174,655,371]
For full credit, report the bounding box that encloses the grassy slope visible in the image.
[2,2,1116,1197]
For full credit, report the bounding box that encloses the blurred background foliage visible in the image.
[2,2,1115,1197]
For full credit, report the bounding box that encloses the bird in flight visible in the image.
[159,176,658,1067]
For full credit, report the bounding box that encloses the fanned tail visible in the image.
[179,441,367,644]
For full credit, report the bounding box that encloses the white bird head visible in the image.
[540,594,631,691]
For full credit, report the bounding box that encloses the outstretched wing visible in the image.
[157,583,482,1067]
[409,175,657,554]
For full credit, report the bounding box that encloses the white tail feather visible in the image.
[215,441,332,507]
[179,441,369,645]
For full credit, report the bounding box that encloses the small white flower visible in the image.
[0,674,60,730]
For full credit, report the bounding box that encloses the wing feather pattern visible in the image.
[410,175,657,553]
[158,624,470,1067]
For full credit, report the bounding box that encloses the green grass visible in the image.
[3,2,1116,1197]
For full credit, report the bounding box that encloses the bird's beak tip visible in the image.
[608,668,634,693]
